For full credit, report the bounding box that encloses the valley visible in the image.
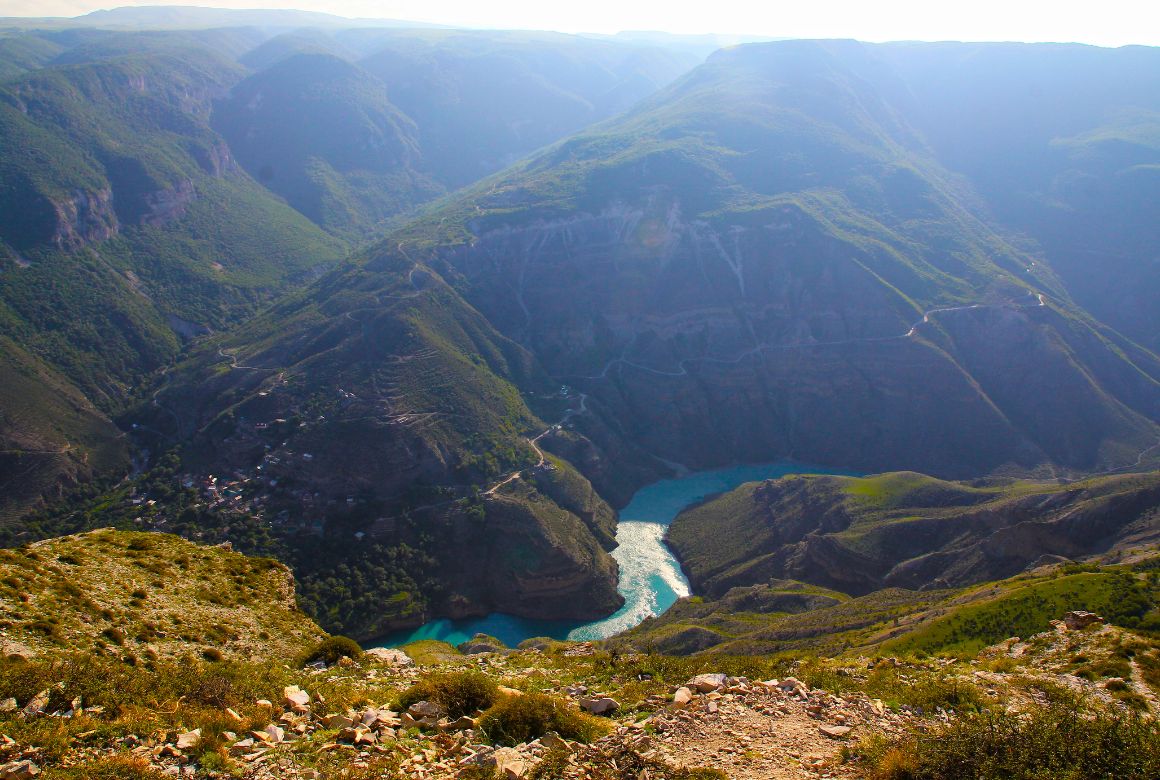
[0,18,1159,777]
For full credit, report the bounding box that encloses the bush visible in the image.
[478,693,605,747]
[301,636,363,666]
[42,755,169,779]
[397,671,498,719]
[861,702,1160,779]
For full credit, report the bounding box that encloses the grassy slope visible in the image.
[0,528,324,662]
[0,337,128,524]
[667,470,1160,597]
[613,558,1160,658]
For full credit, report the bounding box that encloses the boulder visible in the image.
[489,747,530,779]
[283,686,311,711]
[228,738,255,756]
[407,700,446,719]
[579,697,618,715]
[688,673,727,693]
[1063,611,1105,631]
[672,686,694,707]
[20,691,49,718]
[364,648,415,667]
[445,715,477,731]
[324,714,355,730]
[175,729,201,750]
[458,633,508,654]
[0,761,39,779]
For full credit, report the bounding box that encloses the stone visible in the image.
[489,747,529,779]
[1063,611,1105,630]
[0,761,39,779]
[497,686,524,697]
[819,725,853,739]
[229,738,255,756]
[339,726,377,745]
[407,700,445,719]
[689,674,727,693]
[324,714,355,730]
[672,687,694,707]
[175,729,201,750]
[262,724,285,743]
[363,648,414,666]
[283,686,311,711]
[446,715,477,731]
[579,697,618,715]
[21,690,49,718]
[0,699,16,712]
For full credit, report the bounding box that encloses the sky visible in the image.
[0,0,1158,47]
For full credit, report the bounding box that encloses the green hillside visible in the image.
[667,470,1160,598]
[372,40,1160,480]
[612,556,1160,657]
[0,46,347,516]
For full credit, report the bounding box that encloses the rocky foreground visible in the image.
[0,610,1156,780]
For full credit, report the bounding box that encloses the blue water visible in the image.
[371,460,851,649]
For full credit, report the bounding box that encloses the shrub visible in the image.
[397,671,498,719]
[301,635,363,667]
[47,755,169,779]
[861,702,1160,779]
[477,693,605,746]
[202,647,223,662]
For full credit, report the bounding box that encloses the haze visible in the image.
[1,0,1157,47]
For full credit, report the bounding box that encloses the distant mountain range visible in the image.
[1,25,1158,639]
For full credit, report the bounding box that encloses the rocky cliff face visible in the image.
[434,199,1159,480]
[48,188,119,249]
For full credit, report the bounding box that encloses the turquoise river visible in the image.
[372,460,853,649]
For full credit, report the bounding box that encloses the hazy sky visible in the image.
[2,1,1158,47]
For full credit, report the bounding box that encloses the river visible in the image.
[370,460,850,649]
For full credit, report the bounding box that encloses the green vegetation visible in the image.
[884,570,1156,657]
[301,635,363,666]
[397,670,499,718]
[859,700,1160,779]
[615,556,1160,658]
[667,470,1160,600]
[0,529,323,661]
[478,692,607,746]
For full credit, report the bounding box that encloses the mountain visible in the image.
[871,43,1160,353]
[392,39,1160,480]
[211,51,438,241]
[666,470,1160,599]
[130,39,1160,638]
[213,29,699,238]
[0,24,698,523]
[0,43,347,519]
[75,6,435,31]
